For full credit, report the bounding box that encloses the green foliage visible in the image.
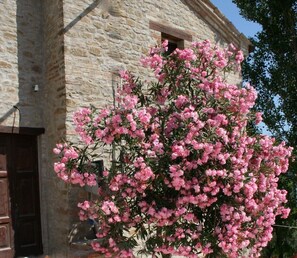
[232,0,297,256]
[233,0,297,140]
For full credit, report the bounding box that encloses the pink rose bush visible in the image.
[54,40,292,257]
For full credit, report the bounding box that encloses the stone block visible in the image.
[0,61,12,68]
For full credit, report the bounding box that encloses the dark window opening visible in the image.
[162,32,184,56]
[167,41,178,55]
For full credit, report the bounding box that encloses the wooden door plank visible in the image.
[13,135,43,257]
[0,137,14,258]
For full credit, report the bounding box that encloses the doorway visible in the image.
[0,133,43,258]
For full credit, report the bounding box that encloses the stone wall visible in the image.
[40,0,68,256]
[0,0,19,127]
[60,0,247,168]
[62,0,245,132]
[0,0,44,128]
[16,0,43,127]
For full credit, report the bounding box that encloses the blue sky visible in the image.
[210,0,262,38]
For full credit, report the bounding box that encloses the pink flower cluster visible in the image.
[54,40,293,257]
[54,143,97,187]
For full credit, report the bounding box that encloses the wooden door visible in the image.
[0,140,14,258]
[0,134,43,257]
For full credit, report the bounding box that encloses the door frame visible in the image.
[0,126,45,257]
[0,126,44,136]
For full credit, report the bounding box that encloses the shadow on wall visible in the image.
[0,105,19,128]
[14,0,68,255]
[63,0,108,33]
[16,0,43,128]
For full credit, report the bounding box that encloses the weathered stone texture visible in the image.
[16,0,43,127]
[39,0,68,256]
[62,0,244,132]
[0,0,18,126]
[0,0,45,128]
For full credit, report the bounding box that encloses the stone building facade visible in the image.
[0,0,250,257]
